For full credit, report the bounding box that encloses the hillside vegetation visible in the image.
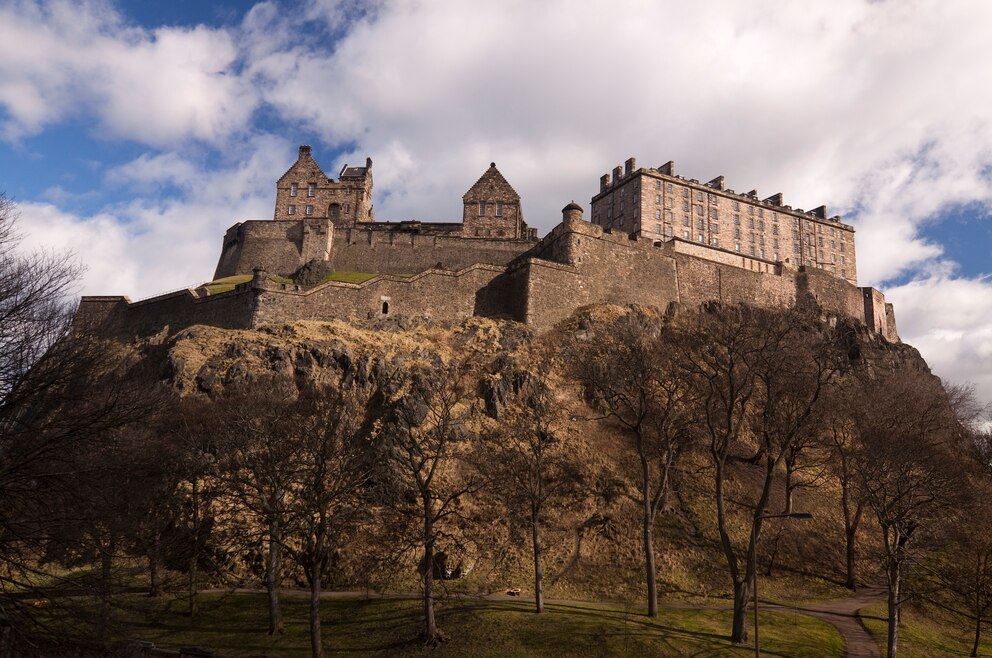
[2,296,989,657]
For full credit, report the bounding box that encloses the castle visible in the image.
[76,148,898,343]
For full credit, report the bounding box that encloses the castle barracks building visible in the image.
[76,148,898,343]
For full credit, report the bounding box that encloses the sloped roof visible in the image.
[276,145,328,183]
[463,162,520,201]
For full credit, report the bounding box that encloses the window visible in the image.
[698,234,705,243]
[696,205,703,216]
[760,248,765,259]
[830,227,835,237]
[773,252,779,261]
[709,194,717,203]
[735,242,741,252]
[750,246,756,256]
[773,238,780,248]
[710,208,718,219]
[655,209,662,219]
[697,219,705,230]
[831,239,836,249]
[683,188,689,198]
[655,180,661,190]
[667,226,673,237]
[307,183,315,197]
[664,210,672,221]
[287,204,296,215]
[749,205,754,215]
[734,214,740,225]
[842,269,847,278]
[479,201,487,216]
[305,205,313,216]
[734,228,741,239]
[749,217,755,228]
[290,183,298,197]
[665,197,672,208]
[711,223,719,233]
[758,208,764,218]
[749,232,755,243]
[712,237,719,247]
[771,213,777,222]
[772,225,779,236]
[655,194,662,204]
[683,200,690,212]
[667,183,673,192]
[655,223,662,234]
[607,207,612,218]
[758,220,764,231]
[683,230,690,239]
[697,191,704,201]
[840,255,846,264]
[683,215,690,226]
[840,242,846,252]
[496,202,503,216]
[794,244,800,254]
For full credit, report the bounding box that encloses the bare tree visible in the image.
[676,304,839,644]
[213,379,304,636]
[286,381,374,658]
[571,307,696,618]
[480,350,584,613]
[852,370,966,658]
[919,479,992,657]
[383,360,482,646]
[823,389,867,591]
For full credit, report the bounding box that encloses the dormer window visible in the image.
[290,183,298,197]
[307,183,316,197]
[479,201,486,216]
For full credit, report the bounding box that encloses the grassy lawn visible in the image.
[860,600,992,657]
[64,592,844,657]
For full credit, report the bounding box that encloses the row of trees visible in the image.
[1,192,989,657]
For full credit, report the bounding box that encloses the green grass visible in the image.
[202,274,294,295]
[860,600,992,657]
[45,592,843,657]
[319,271,379,284]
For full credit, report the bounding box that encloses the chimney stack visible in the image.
[612,166,622,184]
[600,174,610,192]
[658,160,674,176]
[299,145,312,158]
[624,157,636,176]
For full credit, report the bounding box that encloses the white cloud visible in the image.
[17,134,291,299]
[7,0,992,404]
[0,0,257,146]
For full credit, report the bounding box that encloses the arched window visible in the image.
[382,301,389,315]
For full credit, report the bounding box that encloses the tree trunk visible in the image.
[639,434,658,618]
[886,560,900,658]
[784,464,794,514]
[971,611,981,658]
[99,536,114,640]
[148,531,161,598]
[189,478,199,621]
[731,577,750,644]
[423,504,438,646]
[845,527,858,590]
[532,515,544,614]
[266,518,284,636]
[310,566,323,658]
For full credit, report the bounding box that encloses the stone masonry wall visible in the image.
[251,265,512,326]
[214,220,306,279]
[330,228,534,275]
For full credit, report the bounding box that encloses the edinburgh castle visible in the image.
[76,146,898,342]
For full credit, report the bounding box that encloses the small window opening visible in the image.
[382,301,389,315]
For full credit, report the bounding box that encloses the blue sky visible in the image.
[2,0,992,405]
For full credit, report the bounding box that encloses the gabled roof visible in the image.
[463,162,520,201]
[276,145,327,184]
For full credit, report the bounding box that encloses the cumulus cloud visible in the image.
[17,134,290,299]
[0,0,256,145]
[5,0,992,404]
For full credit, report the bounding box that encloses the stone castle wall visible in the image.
[79,215,899,344]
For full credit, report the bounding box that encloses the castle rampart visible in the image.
[78,149,900,345]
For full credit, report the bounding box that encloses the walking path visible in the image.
[761,587,884,658]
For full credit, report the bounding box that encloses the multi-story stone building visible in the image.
[274,145,375,227]
[590,158,858,285]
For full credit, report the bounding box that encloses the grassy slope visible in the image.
[860,601,992,657]
[105,593,842,657]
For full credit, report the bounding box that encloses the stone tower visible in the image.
[462,162,525,238]
[273,145,374,228]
